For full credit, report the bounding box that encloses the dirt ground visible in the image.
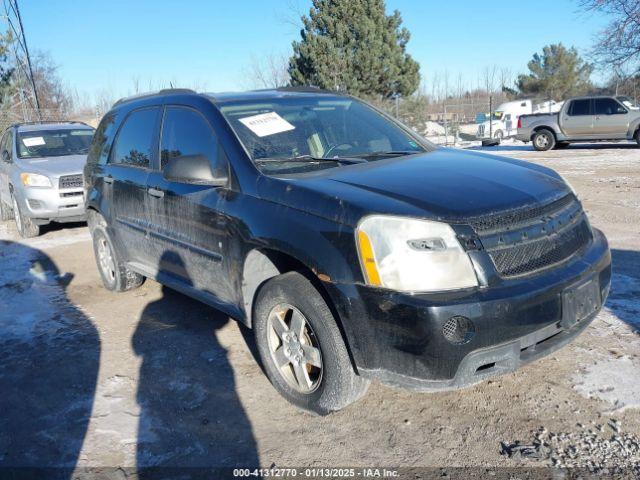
[1,141,639,475]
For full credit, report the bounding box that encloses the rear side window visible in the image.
[568,99,591,116]
[594,98,627,115]
[160,106,224,174]
[111,107,160,168]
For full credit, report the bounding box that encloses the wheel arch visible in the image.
[530,125,557,140]
[241,247,360,371]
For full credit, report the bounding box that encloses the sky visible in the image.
[17,0,611,102]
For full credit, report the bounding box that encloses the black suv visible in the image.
[85,88,611,414]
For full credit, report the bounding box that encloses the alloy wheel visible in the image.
[97,236,116,283]
[267,303,323,393]
[12,196,22,233]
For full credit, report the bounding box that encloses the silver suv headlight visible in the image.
[20,173,52,188]
[356,215,478,292]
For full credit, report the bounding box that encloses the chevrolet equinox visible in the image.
[84,88,612,414]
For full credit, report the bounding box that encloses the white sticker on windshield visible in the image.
[239,111,295,137]
[22,137,46,147]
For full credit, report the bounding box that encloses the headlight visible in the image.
[356,215,478,292]
[20,173,52,188]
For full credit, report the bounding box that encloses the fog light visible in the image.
[27,199,42,209]
[442,315,475,345]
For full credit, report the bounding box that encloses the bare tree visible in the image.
[243,53,291,89]
[29,51,73,115]
[582,0,640,72]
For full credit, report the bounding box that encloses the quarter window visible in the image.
[568,99,591,116]
[111,107,160,168]
[594,98,627,115]
[160,106,222,173]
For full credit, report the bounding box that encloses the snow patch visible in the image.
[572,273,640,410]
[573,356,640,412]
[0,241,76,343]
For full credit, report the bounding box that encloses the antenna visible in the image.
[2,0,40,121]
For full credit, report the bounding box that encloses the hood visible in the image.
[258,148,569,226]
[17,154,87,178]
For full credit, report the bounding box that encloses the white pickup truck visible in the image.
[517,95,640,151]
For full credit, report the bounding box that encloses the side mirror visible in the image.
[163,154,227,186]
[2,150,10,163]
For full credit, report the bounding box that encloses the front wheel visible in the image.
[12,194,39,238]
[253,271,369,414]
[494,130,504,140]
[532,129,556,151]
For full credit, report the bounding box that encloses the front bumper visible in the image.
[17,186,86,224]
[324,229,611,391]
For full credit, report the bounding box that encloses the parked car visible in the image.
[517,95,640,151]
[0,121,95,237]
[85,88,611,414]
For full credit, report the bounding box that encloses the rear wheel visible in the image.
[253,271,369,414]
[88,211,144,292]
[532,129,556,151]
[12,194,39,238]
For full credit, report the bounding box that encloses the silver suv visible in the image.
[0,121,94,237]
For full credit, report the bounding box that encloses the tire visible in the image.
[11,194,40,238]
[253,271,370,415]
[635,129,640,146]
[88,210,144,292]
[0,198,12,221]
[494,130,504,140]
[555,142,570,149]
[532,129,556,151]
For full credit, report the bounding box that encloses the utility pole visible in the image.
[3,0,40,120]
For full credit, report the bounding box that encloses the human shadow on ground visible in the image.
[0,240,100,479]
[133,251,258,477]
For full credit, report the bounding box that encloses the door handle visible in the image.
[148,187,165,199]
[103,175,114,185]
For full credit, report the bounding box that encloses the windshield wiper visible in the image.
[256,154,367,165]
[348,150,423,159]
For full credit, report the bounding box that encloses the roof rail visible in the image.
[274,85,335,94]
[11,120,92,129]
[113,88,198,107]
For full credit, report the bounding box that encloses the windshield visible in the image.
[617,96,639,110]
[17,128,95,159]
[491,111,504,121]
[218,96,429,173]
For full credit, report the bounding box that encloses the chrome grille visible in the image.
[59,174,83,189]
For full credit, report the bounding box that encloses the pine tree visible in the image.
[288,0,420,99]
[517,44,593,100]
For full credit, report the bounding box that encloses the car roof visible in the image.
[15,122,93,133]
[206,87,341,104]
[112,87,343,109]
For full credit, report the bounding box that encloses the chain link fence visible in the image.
[0,107,101,133]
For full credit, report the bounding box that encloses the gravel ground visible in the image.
[0,140,639,477]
